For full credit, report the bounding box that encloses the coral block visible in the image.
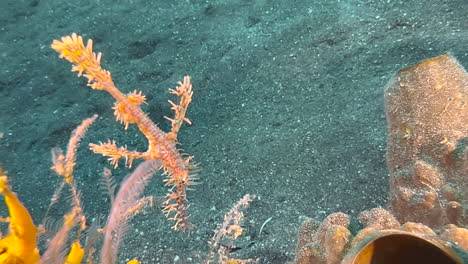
[384,53,467,228]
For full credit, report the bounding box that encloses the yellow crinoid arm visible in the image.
[0,168,40,264]
[64,241,85,264]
